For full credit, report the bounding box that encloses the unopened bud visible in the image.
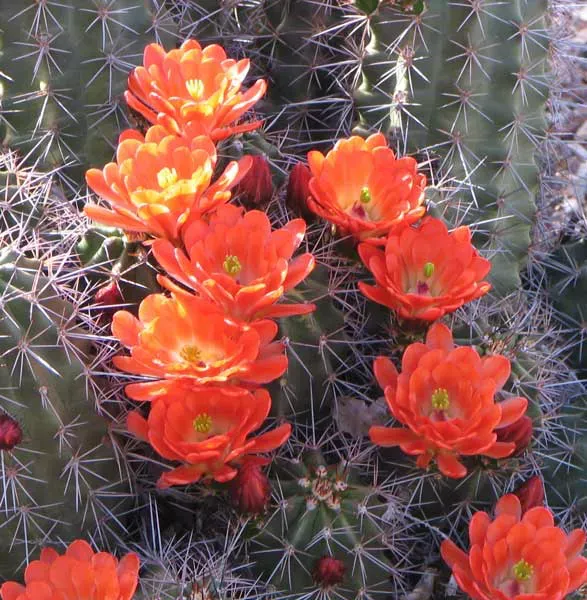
[312,556,346,587]
[0,414,22,450]
[229,460,271,515]
[286,162,313,220]
[234,155,273,209]
[496,415,533,457]
[513,476,545,513]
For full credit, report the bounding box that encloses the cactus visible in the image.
[247,446,419,598]
[0,249,130,577]
[0,0,177,191]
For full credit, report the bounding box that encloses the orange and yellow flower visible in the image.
[369,322,528,478]
[125,39,267,141]
[0,540,139,600]
[85,125,251,242]
[127,386,291,488]
[152,204,316,322]
[441,494,587,600]
[307,133,426,240]
[111,292,287,401]
[359,216,491,321]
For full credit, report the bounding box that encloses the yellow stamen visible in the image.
[193,413,212,434]
[359,186,372,204]
[423,262,435,278]
[179,345,201,363]
[223,255,242,276]
[186,78,205,100]
[513,559,533,582]
[431,388,450,410]
[157,167,178,189]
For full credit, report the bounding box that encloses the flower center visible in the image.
[513,559,533,582]
[179,345,201,363]
[223,255,242,276]
[157,167,178,189]
[193,413,212,434]
[359,186,371,204]
[186,78,205,100]
[431,388,450,410]
[423,262,435,278]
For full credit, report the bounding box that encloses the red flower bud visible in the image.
[286,162,313,220]
[229,459,270,515]
[235,154,273,209]
[495,414,533,457]
[94,280,122,320]
[0,414,22,450]
[312,556,346,587]
[513,476,545,513]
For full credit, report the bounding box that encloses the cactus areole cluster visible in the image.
[0,1,585,595]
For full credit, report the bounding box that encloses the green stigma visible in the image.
[359,186,372,204]
[223,255,242,276]
[193,413,212,434]
[423,262,435,278]
[431,388,450,410]
[180,345,201,363]
[157,167,178,189]
[513,559,533,582]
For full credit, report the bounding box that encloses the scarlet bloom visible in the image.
[234,154,273,209]
[369,322,528,478]
[441,494,587,600]
[152,204,316,322]
[0,540,139,600]
[85,125,251,242]
[125,39,267,141]
[307,133,426,240]
[229,458,271,515]
[0,414,22,451]
[127,386,291,489]
[111,292,287,401]
[359,217,491,321]
[514,476,545,514]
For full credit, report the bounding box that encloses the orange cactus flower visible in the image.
[0,540,139,600]
[85,125,251,242]
[358,217,491,321]
[111,292,287,401]
[369,322,528,478]
[307,133,426,240]
[152,204,316,322]
[441,494,587,600]
[125,39,267,141]
[127,386,291,488]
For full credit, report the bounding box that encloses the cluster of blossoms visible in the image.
[4,39,585,600]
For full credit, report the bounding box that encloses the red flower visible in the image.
[152,204,316,322]
[514,476,545,514]
[359,217,491,321]
[125,40,266,141]
[85,125,251,242]
[234,155,274,208]
[0,414,22,451]
[312,557,346,587]
[111,292,287,401]
[369,322,528,478]
[307,133,426,240]
[229,457,271,515]
[495,415,533,457]
[0,540,139,600]
[127,386,290,489]
[441,494,587,600]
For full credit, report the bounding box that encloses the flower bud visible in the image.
[235,154,273,209]
[229,459,270,515]
[93,280,122,319]
[286,162,313,220]
[513,476,545,513]
[495,415,533,457]
[312,556,346,587]
[0,414,22,450]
